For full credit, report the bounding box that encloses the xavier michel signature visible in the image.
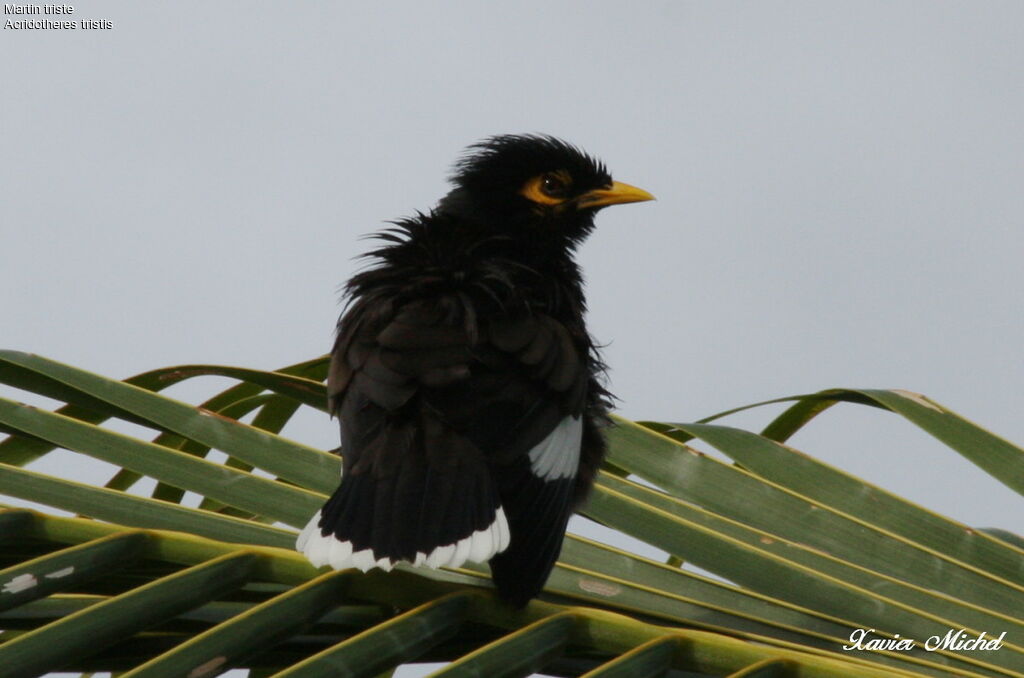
[844,628,1006,652]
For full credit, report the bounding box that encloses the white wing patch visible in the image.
[527,415,582,481]
[296,507,510,572]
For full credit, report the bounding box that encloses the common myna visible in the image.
[297,134,653,605]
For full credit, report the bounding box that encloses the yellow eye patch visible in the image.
[520,170,572,206]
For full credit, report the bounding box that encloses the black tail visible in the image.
[297,443,508,572]
[488,459,575,607]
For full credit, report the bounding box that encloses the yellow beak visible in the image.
[576,181,655,209]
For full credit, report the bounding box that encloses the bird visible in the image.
[296,134,654,606]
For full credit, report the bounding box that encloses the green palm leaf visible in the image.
[1,349,1020,677]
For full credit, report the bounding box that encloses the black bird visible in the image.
[297,134,654,605]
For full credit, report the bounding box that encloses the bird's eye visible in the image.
[521,171,573,206]
[540,173,568,198]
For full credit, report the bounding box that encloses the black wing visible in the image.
[297,292,602,605]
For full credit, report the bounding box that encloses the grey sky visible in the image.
[4,1,1023,662]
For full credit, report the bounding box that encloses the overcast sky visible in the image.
[4,2,1024,670]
